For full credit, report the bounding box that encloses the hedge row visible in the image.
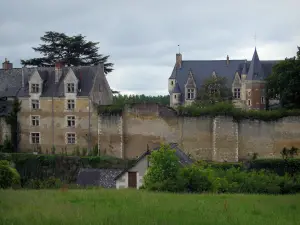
[97,102,300,121]
[0,153,134,186]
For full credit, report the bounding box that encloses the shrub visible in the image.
[0,160,20,189]
[249,159,300,176]
[143,144,182,191]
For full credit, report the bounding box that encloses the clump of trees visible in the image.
[266,46,300,109]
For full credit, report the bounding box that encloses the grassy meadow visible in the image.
[0,189,300,225]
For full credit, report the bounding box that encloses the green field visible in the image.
[0,189,299,225]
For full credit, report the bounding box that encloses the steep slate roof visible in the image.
[0,65,105,98]
[171,82,181,94]
[77,168,122,188]
[168,49,280,101]
[114,143,194,180]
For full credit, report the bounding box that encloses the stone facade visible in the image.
[18,97,99,152]
[98,104,300,162]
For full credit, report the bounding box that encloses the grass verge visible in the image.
[0,189,299,225]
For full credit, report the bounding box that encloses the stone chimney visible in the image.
[2,58,13,70]
[55,61,64,83]
[176,53,182,69]
[226,55,229,65]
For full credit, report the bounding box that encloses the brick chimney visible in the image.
[2,58,13,70]
[55,61,64,83]
[176,53,182,69]
[226,55,229,65]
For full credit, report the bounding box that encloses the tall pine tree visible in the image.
[21,31,113,74]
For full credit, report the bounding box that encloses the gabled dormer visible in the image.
[29,69,43,96]
[232,71,241,99]
[185,69,197,101]
[64,68,79,96]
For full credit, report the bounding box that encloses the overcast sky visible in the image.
[0,0,299,96]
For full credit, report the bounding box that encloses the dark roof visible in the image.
[168,48,281,101]
[247,48,265,80]
[0,65,105,98]
[76,168,122,188]
[171,82,181,94]
[114,143,194,180]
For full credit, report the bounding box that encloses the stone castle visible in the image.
[168,48,280,109]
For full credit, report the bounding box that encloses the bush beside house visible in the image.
[143,145,300,194]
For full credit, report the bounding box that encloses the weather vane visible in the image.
[254,33,257,47]
[178,44,180,54]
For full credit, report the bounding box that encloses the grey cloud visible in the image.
[1,0,299,95]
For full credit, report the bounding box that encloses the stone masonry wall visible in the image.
[98,104,300,162]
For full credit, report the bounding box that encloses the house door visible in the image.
[128,172,137,188]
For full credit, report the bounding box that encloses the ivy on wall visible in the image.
[5,98,21,152]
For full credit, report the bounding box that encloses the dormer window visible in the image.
[31,84,40,93]
[187,88,195,99]
[67,83,75,93]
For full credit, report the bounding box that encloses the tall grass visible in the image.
[0,189,300,225]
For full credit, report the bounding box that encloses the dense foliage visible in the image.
[143,145,300,194]
[0,153,134,186]
[20,31,113,74]
[177,102,300,121]
[4,98,21,152]
[143,144,183,192]
[0,160,20,189]
[98,94,169,115]
[266,46,300,109]
[196,76,232,104]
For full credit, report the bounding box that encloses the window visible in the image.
[247,90,251,96]
[66,133,76,144]
[31,84,40,93]
[234,88,241,99]
[31,115,40,126]
[67,116,76,127]
[67,83,75,93]
[247,99,251,106]
[261,97,265,104]
[31,132,40,144]
[67,99,75,110]
[187,88,195,99]
[174,94,176,99]
[171,81,174,85]
[31,99,40,109]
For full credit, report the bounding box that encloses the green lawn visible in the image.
[0,189,300,225]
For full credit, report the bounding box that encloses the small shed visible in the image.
[114,143,193,189]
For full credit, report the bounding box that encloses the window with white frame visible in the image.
[31,99,40,109]
[187,88,195,99]
[31,132,40,144]
[66,133,76,144]
[234,88,241,99]
[67,99,75,110]
[67,116,75,127]
[261,96,265,104]
[31,84,40,93]
[67,83,75,93]
[31,115,40,126]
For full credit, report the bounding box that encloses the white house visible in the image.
[114,143,193,189]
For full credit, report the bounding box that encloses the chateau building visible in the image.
[168,48,280,110]
[0,60,113,152]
